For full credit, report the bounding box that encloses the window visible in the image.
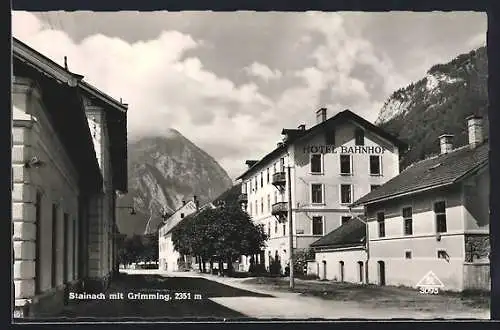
[434,201,447,233]
[63,213,69,283]
[255,177,258,191]
[405,251,412,259]
[283,223,286,236]
[311,184,323,204]
[35,192,42,293]
[280,158,285,172]
[403,207,413,235]
[325,129,335,145]
[310,154,322,173]
[261,172,264,188]
[249,180,252,193]
[180,213,185,219]
[267,194,271,212]
[255,201,258,216]
[355,128,365,146]
[267,223,271,237]
[370,155,381,175]
[340,184,352,204]
[377,212,385,238]
[274,191,278,203]
[51,204,58,288]
[261,198,264,213]
[370,185,380,191]
[341,216,351,225]
[437,250,448,259]
[275,221,278,234]
[312,216,323,235]
[340,155,352,175]
[273,163,276,174]
[267,168,270,183]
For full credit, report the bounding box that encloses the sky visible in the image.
[11,11,487,180]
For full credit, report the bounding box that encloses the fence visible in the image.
[463,262,490,291]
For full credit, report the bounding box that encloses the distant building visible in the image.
[158,199,199,272]
[236,108,406,272]
[12,38,128,317]
[310,216,367,283]
[352,115,489,291]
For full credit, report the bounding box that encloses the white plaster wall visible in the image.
[315,249,367,282]
[12,77,80,303]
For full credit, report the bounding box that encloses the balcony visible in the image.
[271,202,288,222]
[238,193,248,204]
[272,171,286,187]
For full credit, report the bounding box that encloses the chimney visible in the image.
[466,115,484,148]
[64,56,68,70]
[439,134,454,154]
[316,108,327,124]
[193,195,199,210]
[298,124,306,131]
[182,200,186,206]
[277,142,284,148]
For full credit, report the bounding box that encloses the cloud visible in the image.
[12,11,487,179]
[244,62,283,81]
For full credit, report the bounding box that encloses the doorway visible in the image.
[358,261,364,283]
[339,261,345,282]
[322,260,327,280]
[378,261,386,286]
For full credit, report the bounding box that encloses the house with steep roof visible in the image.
[236,108,406,273]
[158,199,199,272]
[351,115,489,291]
[12,37,128,317]
[310,216,367,283]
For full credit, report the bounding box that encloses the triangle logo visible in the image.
[416,271,444,288]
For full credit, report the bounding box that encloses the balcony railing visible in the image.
[272,171,286,187]
[238,193,248,204]
[271,202,288,222]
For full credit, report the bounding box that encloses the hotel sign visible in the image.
[302,145,385,154]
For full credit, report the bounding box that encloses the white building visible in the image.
[236,108,406,272]
[351,115,490,291]
[12,38,128,317]
[310,216,368,283]
[158,200,198,271]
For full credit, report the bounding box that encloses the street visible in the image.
[28,269,487,321]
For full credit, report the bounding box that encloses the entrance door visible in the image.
[378,261,386,286]
[339,261,345,282]
[322,260,327,280]
[358,261,364,283]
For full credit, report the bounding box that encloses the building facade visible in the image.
[12,38,128,317]
[236,108,406,272]
[310,217,368,283]
[352,115,489,291]
[158,200,198,272]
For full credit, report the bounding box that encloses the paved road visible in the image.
[30,269,488,321]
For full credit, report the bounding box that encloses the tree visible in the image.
[171,205,268,275]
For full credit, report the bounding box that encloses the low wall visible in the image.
[463,262,490,291]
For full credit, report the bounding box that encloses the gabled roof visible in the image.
[212,183,242,207]
[12,37,128,113]
[236,109,407,180]
[352,142,489,206]
[310,217,366,249]
[13,37,129,193]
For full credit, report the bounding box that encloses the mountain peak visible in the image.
[118,129,233,236]
[376,46,488,169]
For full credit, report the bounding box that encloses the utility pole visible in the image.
[287,165,294,289]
